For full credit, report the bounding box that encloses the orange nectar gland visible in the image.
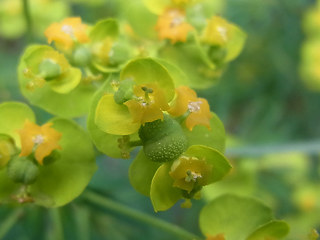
[155,8,193,44]
[124,84,169,125]
[45,17,89,50]
[18,120,62,165]
[168,86,212,130]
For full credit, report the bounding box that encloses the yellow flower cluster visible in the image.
[18,120,62,165]
[124,84,212,131]
[45,17,89,50]
[155,9,193,43]
[169,86,212,130]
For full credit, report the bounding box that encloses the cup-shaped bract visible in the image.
[18,45,97,117]
[0,102,97,207]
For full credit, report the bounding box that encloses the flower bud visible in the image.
[72,46,92,67]
[139,115,188,162]
[113,78,135,104]
[7,155,39,185]
[108,42,129,66]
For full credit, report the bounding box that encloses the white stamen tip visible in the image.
[185,171,202,182]
[108,49,114,57]
[188,101,202,113]
[217,26,228,40]
[61,25,74,38]
[33,134,45,145]
[170,17,184,28]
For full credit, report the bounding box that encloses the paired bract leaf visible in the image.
[95,94,140,135]
[89,18,119,42]
[129,150,161,196]
[223,23,247,62]
[120,58,175,102]
[0,101,35,147]
[150,145,231,212]
[155,58,192,87]
[150,162,182,212]
[158,43,221,89]
[0,103,96,207]
[28,118,97,207]
[88,78,139,158]
[199,194,289,240]
[89,18,127,73]
[247,220,290,240]
[142,0,171,15]
[183,112,226,153]
[18,45,97,118]
[121,0,158,40]
[184,145,231,184]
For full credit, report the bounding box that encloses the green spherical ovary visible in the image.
[7,155,39,185]
[139,115,188,162]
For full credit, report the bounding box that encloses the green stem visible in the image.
[22,0,33,41]
[48,208,64,240]
[83,191,203,240]
[129,140,143,147]
[72,205,90,240]
[226,139,320,157]
[0,208,24,239]
[191,31,215,69]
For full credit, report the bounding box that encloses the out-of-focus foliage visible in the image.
[0,0,69,39]
[300,0,320,91]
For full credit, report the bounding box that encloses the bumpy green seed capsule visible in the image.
[139,115,188,162]
[7,155,39,185]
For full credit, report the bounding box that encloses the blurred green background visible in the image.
[0,0,319,239]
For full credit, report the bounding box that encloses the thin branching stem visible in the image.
[22,0,33,41]
[48,208,64,240]
[226,139,320,157]
[0,208,24,239]
[83,191,203,240]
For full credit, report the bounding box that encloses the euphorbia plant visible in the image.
[0,0,295,239]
